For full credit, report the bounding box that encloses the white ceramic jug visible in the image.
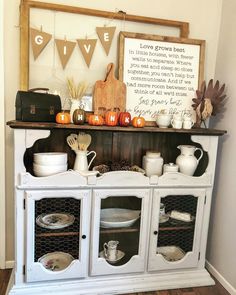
[73,150,96,172]
[103,240,119,261]
[176,145,203,176]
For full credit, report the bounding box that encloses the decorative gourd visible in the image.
[105,110,119,126]
[55,111,71,124]
[73,109,85,125]
[132,116,145,128]
[119,112,131,127]
[88,114,104,126]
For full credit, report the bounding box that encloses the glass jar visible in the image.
[142,151,163,177]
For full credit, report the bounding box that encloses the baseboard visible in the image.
[206,260,236,295]
[5,260,15,269]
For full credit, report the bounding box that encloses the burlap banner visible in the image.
[77,39,97,68]
[30,26,116,68]
[55,39,76,69]
[30,28,52,60]
[96,26,116,56]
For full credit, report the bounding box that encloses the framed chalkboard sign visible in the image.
[119,32,205,124]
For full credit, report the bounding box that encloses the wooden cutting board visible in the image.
[93,63,126,114]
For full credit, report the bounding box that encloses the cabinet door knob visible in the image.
[82,235,86,239]
[153,231,158,235]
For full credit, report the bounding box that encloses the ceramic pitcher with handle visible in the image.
[176,145,203,176]
[73,150,96,172]
[103,240,119,261]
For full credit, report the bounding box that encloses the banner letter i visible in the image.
[55,39,76,69]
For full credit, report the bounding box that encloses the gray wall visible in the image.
[207,0,236,291]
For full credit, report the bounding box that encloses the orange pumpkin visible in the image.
[56,111,71,124]
[105,110,119,126]
[88,114,104,126]
[119,112,131,127]
[132,116,145,128]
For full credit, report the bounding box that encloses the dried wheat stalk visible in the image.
[66,77,88,100]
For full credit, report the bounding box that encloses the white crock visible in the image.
[143,151,164,177]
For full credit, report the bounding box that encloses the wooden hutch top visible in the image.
[7,121,226,136]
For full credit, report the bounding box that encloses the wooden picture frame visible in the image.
[19,0,189,90]
[118,32,205,124]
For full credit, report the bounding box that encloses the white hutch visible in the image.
[6,120,225,295]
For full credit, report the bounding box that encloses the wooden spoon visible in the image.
[77,132,91,151]
[66,134,78,151]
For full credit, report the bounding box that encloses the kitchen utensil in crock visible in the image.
[66,134,78,151]
[77,132,91,151]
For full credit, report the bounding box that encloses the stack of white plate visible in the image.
[33,152,68,177]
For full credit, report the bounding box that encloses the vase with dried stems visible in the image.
[67,77,88,123]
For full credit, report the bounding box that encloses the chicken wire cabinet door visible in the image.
[90,188,150,276]
[148,188,205,271]
[25,189,91,282]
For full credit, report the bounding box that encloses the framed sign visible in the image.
[119,32,205,123]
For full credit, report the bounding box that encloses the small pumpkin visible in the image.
[56,111,71,124]
[73,108,85,125]
[119,112,131,127]
[88,114,104,126]
[132,116,145,128]
[105,110,119,126]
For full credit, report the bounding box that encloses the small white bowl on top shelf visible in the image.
[156,114,172,128]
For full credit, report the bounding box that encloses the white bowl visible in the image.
[100,208,141,228]
[33,163,67,177]
[156,114,172,128]
[33,152,67,166]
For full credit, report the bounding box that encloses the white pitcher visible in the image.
[73,150,96,172]
[103,240,119,261]
[176,145,203,176]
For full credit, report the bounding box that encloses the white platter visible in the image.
[100,208,141,228]
[38,251,74,271]
[36,212,75,229]
[157,246,185,261]
[99,250,125,264]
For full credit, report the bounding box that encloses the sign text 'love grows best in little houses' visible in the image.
[120,33,205,121]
